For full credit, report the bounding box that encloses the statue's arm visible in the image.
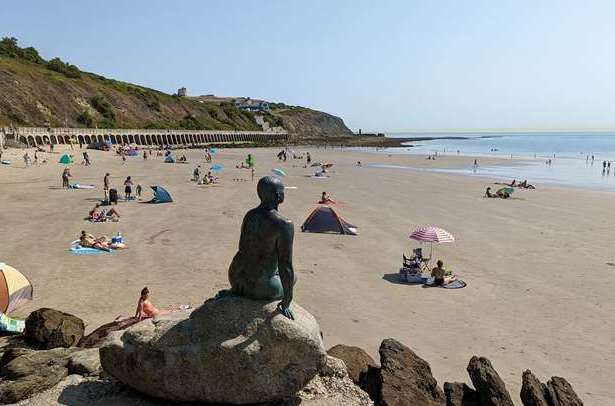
[277,219,295,319]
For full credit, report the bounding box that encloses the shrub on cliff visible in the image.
[90,94,116,127]
[46,57,81,79]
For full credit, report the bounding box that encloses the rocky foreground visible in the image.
[0,306,583,405]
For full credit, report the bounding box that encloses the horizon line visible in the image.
[375,128,615,135]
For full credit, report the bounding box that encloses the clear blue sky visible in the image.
[4,1,615,132]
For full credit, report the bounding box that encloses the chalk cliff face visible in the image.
[271,107,353,139]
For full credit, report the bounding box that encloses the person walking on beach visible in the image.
[62,167,71,189]
[124,176,133,200]
[82,151,91,166]
[306,152,311,166]
[103,172,110,201]
[136,184,142,199]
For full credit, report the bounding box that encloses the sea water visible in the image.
[370,132,615,191]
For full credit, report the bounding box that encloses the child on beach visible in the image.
[136,184,142,199]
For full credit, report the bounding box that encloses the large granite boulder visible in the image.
[444,382,479,406]
[24,308,85,349]
[328,344,376,384]
[360,338,445,406]
[100,296,327,404]
[466,356,514,406]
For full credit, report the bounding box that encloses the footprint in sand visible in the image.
[222,210,236,218]
[146,229,171,245]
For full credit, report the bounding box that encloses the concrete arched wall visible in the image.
[12,129,287,147]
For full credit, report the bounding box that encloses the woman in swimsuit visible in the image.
[135,287,169,319]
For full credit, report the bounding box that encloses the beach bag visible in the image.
[0,312,25,333]
[109,188,118,203]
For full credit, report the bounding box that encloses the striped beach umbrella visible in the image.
[409,226,454,259]
[0,263,33,314]
[409,226,455,243]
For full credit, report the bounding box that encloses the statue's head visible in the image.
[257,176,285,207]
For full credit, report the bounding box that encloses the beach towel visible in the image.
[423,277,467,289]
[0,312,25,333]
[70,243,112,256]
[442,280,466,289]
[70,183,96,189]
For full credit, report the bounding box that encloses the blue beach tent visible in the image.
[149,186,173,203]
[164,155,176,163]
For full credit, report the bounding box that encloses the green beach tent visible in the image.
[59,154,74,165]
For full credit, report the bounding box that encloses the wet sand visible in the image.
[0,146,613,404]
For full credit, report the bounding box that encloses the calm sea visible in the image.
[369,132,615,191]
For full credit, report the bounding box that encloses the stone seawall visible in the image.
[2,127,288,147]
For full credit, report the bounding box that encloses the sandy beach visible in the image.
[0,146,613,404]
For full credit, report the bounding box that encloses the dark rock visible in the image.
[25,308,85,349]
[0,348,71,403]
[0,347,35,368]
[444,382,479,406]
[546,376,583,406]
[360,338,445,406]
[78,317,142,348]
[466,356,514,406]
[328,344,377,384]
[521,370,550,406]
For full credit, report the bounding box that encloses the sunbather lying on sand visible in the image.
[518,180,535,189]
[79,231,124,251]
[89,203,120,222]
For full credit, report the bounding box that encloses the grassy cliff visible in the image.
[0,38,257,131]
[0,38,353,138]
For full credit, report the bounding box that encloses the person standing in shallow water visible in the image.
[223,176,296,319]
